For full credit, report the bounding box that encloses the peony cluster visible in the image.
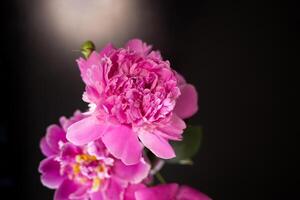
[39,39,211,200]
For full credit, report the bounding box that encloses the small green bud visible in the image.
[80,40,95,59]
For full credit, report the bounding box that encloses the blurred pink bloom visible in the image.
[125,183,211,200]
[39,111,150,200]
[67,39,198,165]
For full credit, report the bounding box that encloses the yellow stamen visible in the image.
[75,154,97,163]
[92,177,101,192]
[72,164,80,175]
[78,177,88,184]
[97,164,106,173]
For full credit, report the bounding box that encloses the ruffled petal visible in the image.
[59,110,85,132]
[90,191,104,200]
[174,84,198,119]
[135,183,178,200]
[77,52,101,86]
[69,186,89,200]
[60,143,81,161]
[45,125,66,153]
[66,116,108,146]
[169,113,186,130]
[86,140,107,159]
[124,184,146,200]
[102,177,127,200]
[54,179,81,200]
[125,39,152,55]
[177,185,212,200]
[38,157,64,189]
[40,137,56,157]
[158,114,186,141]
[175,72,186,85]
[113,158,150,184]
[102,125,142,165]
[138,131,175,159]
[99,43,115,58]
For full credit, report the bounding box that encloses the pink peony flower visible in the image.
[67,39,198,165]
[39,111,150,200]
[125,183,212,200]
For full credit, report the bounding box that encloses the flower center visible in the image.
[103,68,179,125]
[62,153,111,192]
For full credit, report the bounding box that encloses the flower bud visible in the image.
[80,40,95,59]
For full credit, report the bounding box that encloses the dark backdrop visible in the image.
[0,0,290,199]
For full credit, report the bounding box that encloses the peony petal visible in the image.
[69,186,89,200]
[87,140,110,160]
[125,39,152,55]
[40,137,56,157]
[66,116,108,146]
[54,179,81,200]
[90,191,104,200]
[177,185,212,200]
[113,158,150,184]
[103,177,127,200]
[38,157,64,189]
[158,114,186,140]
[59,111,85,132]
[169,113,186,130]
[124,184,146,200]
[77,52,100,86]
[60,143,81,161]
[99,43,115,58]
[175,72,186,85]
[135,183,178,200]
[138,131,175,159]
[45,125,66,153]
[77,50,113,91]
[102,125,142,165]
[83,86,101,104]
[174,84,198,119]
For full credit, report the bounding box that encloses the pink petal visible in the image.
[113,158,150,184]
[174,84,198,119]
[77,51,112,92]
[40,137,56,157]
[177,185,212,200]
[38,157,64,189]
[169,113,187,130]
[103,177,127,200]
[77,52,101,86]
[86,140,107,159]
[175,72,186,85]
[54,179,81,200]
[148,50,162,60]
[158,114,186,140]
[99,43,115,58]
[66,116,108,146]
[135,183,179,200]
[59,110,85,132]
[90,191,104,200]
[45,125,66,153]
[60,143,81,160]
[138,131,175,159]
[83,86,101,103]
[69,186,89,200]
[102,125,142,165]
[125,39,152,55]
[124,184,146,200]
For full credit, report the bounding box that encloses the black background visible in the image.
[0,0,291,199]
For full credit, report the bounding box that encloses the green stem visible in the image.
[155,172,166,184]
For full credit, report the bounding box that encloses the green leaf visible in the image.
[80,40,95,59]
[166,125,203,164]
